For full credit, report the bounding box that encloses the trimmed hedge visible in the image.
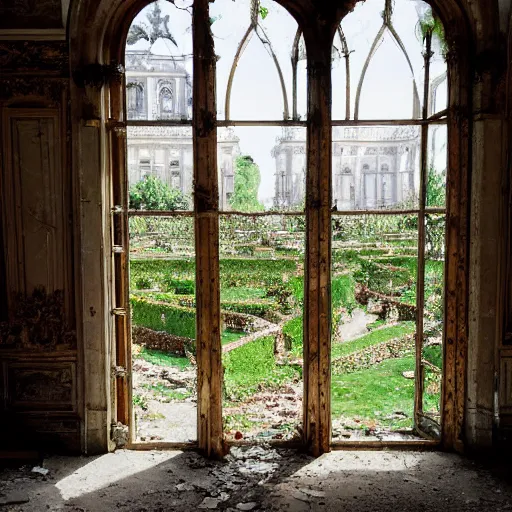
[130,257,300,291]
[130,296,195,339]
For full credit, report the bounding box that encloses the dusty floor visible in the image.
[1,448,512,511]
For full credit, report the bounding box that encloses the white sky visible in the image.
[128,0,447,206]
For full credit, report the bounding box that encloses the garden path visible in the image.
[336,308,379,342]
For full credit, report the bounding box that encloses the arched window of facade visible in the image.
[126,82,144,118]
[159,86,174,115]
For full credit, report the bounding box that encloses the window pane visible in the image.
[427,124,447,208]
[126,1,193,121]
[129,215,197,442]
[331,214,422,441]
[221,215,304,442]
[421,214,445,433]
[332,126,421,211]
[218,127,306,212]
[127,126,193,211]
[211,0,305,120]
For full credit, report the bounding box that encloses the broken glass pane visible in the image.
[331,214,421,441]
[129,214,197,443]
[218,126,306,212]
[127,125,194,211]
[331,126,421,211]
[220,214,304,443]
[125,0,193,121]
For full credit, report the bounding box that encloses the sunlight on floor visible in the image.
[55,450,180,500]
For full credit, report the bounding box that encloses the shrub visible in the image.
[163,277,195,295]
[129,175,189,211]
[283,316,303,356]
[135,276,153,290]
[223,336,300,401]
[354,259,411,295]
[130,296,196,339]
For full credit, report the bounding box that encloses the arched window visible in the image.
[86,0,469,456]
[159,86,174,115]
[331,0,448,443]
[126,82,144,118]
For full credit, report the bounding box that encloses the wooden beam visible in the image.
[303,37,332,456]
[442,39,470,453]
[193,0,224,459]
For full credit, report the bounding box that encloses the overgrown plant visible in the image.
[129,174,189,211]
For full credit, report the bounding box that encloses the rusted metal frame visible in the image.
[224,22,289,121]
[291,27,302,121]
[254,23,289,120]
[303,47,332,456]
[108,71,132,434]
[333,208,431,216]
[386,24,421,118]
[429,109,448,121]
[128,210,194,217]
[126,120,192,126]
[429,72,448,117]
[224,26,255,121]
[336,26,351,120]
[354,22,420,120]
[354,24,385,121]
[193,0,224,458]
[128,210,309,217]
[219,120,306,127]
[414,32,432,433]
[441,49,470,453]
[127,120,308,127]
[331,119,447,126]
[218,210,303,216]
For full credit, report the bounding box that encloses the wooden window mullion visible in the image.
[304,40,333,456]
[193,0,223,458]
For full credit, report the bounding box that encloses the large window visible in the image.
[112,0,453,453]
[330,0,447,442]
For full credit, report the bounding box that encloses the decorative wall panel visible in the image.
[1,109,66,303]
[0,0,63,29]
[6,362,75,411]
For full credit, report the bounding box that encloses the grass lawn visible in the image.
[135,346,191,369]
[220,287,267,301]
[221,330,246,345]
[331,322,416,360]
[223,336,301,401]
[331,355,416,429]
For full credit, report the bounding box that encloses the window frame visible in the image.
[99,0,471,457]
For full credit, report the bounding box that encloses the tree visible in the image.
[129,175,189,210]
[426,165,446,208]
[229,156,265,212]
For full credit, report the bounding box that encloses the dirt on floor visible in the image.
[1,448,512,511]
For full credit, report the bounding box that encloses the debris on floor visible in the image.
[1,449,512,511]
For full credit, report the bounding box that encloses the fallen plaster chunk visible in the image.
[236,502,258,510]
[176,482,195,491]
[300,488,326,498]
[198,497,222,509]
[31,466,49,476]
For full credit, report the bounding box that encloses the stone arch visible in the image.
[67,0,485,454]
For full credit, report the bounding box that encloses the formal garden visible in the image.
[127,169,445,443]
